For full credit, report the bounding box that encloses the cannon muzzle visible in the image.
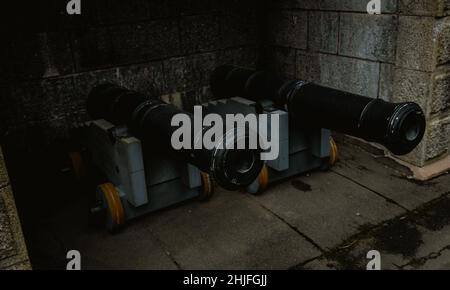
[210,65,426,156]
[87,84,263,190]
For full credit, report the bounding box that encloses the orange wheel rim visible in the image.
[100,183,124,226]
[200,172,213,196]
[258,165,269,192]
[329,137,338,166]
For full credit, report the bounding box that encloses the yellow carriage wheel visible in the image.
[247,164,269,195]
[329,137,339,166]
[198,172,214,201]
[99,183,125,233]
[257,164,269,193]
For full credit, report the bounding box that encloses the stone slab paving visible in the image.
[333,143,450,210]
[15,142,450,269]
[125,190,321,270]
[253,171,405,250]
[302,195,450,270]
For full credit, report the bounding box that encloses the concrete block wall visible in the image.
[0,0,263,156]
[0,0,448,170]
[267,0,450,167]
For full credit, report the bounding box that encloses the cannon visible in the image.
[211,65,426,156]
[207,65,426,193]
[83,84,263,232]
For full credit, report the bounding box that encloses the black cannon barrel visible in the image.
[87,83,263,190]
[210,65,426,156]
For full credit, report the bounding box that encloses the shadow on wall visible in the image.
[0,1,265,265]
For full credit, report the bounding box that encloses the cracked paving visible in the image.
[11,139,450,270]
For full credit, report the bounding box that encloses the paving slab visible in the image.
[328,220,425,270]
[300,257,336,270]
[28,194,178,270]
[399,225,450,270]
[145,190,320,270]
[254,171,405,250]
[75,225,180,270]
[320,222,450,270]
[418,249,450,270]
[333,144,450,210]
[14,142,450,270]
[311,195,450,270]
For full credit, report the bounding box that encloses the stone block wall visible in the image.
[0,0,263,157]
[0,0,448,170]
[267,0,450,167]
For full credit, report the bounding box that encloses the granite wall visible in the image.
[266,0,450,167]
[1,0,449,171]
[0,0,264,160]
